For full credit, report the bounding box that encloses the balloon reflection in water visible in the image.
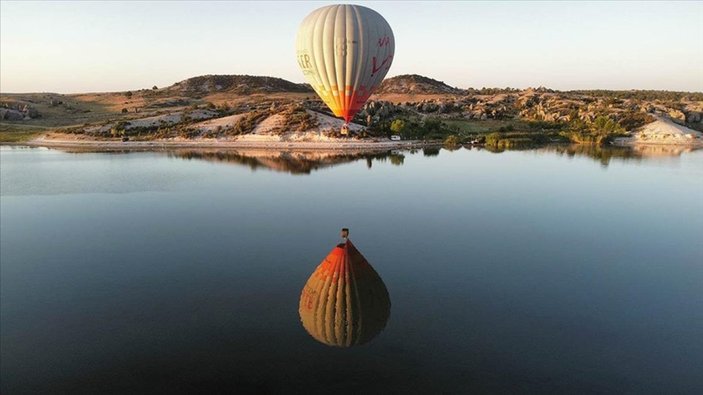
[299,230,391,347]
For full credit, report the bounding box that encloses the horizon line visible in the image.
[2,72,702,96]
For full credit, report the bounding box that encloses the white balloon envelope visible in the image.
[296,4,395,124]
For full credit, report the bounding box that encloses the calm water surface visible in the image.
[1,145,702,394]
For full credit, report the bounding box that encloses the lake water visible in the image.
[1,145,702,394]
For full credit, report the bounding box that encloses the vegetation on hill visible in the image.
[560,116,625,144]
[569,90,703,102]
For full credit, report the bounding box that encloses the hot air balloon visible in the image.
[299,229,391,347]
[296,4,395,129]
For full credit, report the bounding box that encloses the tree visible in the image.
[152,85,158,90]
[390,119,406,135]
[443,135,461,149]
[125,91,133,98]
[422,117,443,137]
[423,147,440,156]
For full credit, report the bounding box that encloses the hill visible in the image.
[377,74,463,95]
[166,75,313,96]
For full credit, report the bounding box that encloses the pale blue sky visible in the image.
[1,1,701,93]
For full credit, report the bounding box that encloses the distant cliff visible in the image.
[377,74,463,95]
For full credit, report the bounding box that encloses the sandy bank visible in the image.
[613,116,703,148]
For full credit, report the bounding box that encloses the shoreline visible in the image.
[12,136,441,152]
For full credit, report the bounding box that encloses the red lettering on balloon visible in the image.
[371,55,393,76]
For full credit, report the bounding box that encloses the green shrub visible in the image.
[496,137,533,149]
[485,132,502,146]
[423,117,443,135]
[443,135,461,148]
[560,115,626,144]
[231,110,269,135]
[618,112,655,131]
[423,147,440,156]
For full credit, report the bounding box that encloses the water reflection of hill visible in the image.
[630,144,699,157]
[536,144,698,167]
[37,142,697,171]
[169,149,406,174]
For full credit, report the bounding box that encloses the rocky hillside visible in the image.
[377,74,463,95]
[167,75,313,96]
[1,100,40,120]
[367,86,703,132]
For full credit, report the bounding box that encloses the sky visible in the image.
[1,1,702,93]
